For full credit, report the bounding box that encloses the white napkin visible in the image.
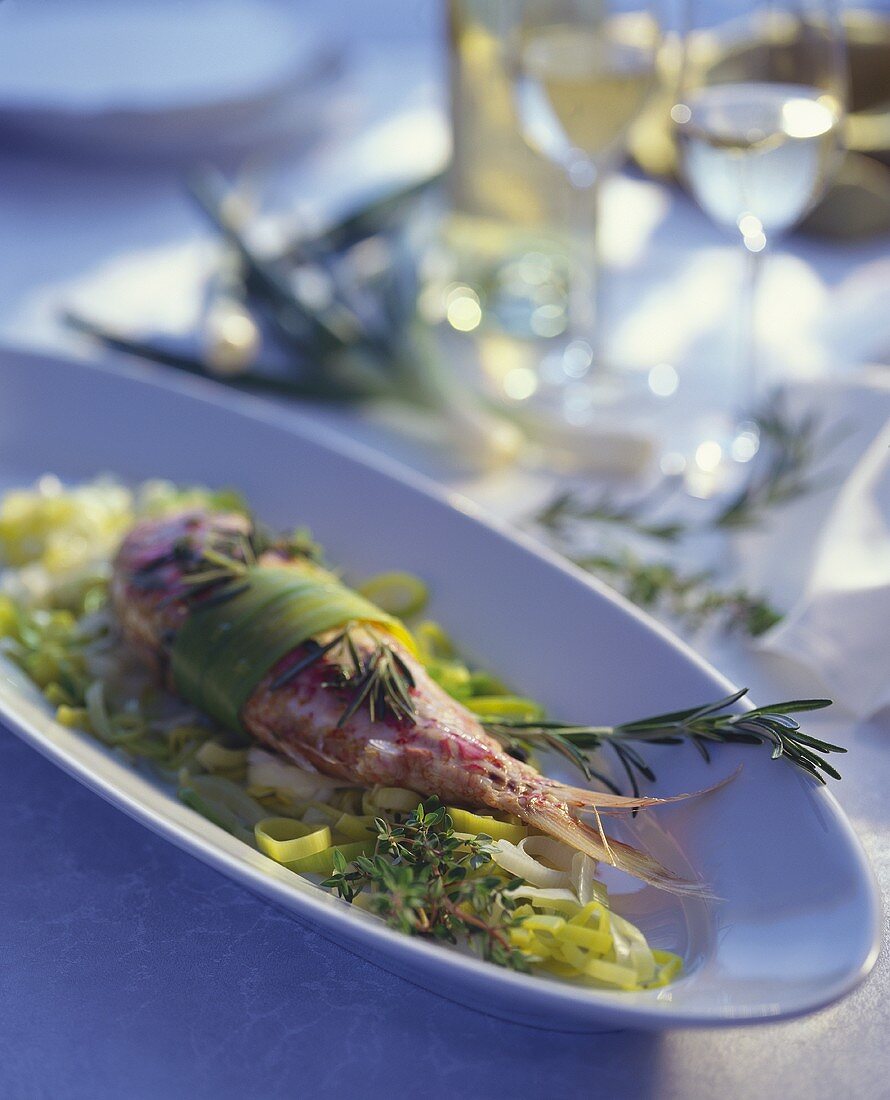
[750,371,890,717]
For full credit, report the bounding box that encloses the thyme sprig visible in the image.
[322,799,528,970]
[483,690,841,797]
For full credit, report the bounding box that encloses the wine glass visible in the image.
[507,0,662,427]
[672,0,847,487]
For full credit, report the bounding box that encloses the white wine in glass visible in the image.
[509,1,661,427]
[678,82,843,235]
[673,1,846,485]
[518,21,658,170]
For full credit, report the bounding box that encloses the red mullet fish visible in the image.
[112,509,706,895]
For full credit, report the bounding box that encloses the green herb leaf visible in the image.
[322,799,529,971]
[482,689,842,793]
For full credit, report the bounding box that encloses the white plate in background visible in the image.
[0,0,342,157]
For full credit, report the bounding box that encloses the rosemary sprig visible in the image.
[714,406,847,530]
[535,396,841,545]
[279,171,443,261]
[578,551,783,637]
[140,519,417,728]
[270,624,417,728]
[483,689,842,796]
[332,628,417,727]
[151,529,255,611]
[65,169,518,464]
[63,311,369,404]
[188,168,378,356]
[63,171,435,409]
[322,799,528,970]
[530,398,847,637]
[536,489,684,542]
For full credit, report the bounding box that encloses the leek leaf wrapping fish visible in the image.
[111,508,709,896]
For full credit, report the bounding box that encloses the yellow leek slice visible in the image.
[651,950,683,986]
[283,839,375,876]
[583,958,640,988]
[357,572,428,618]
[522,914,566,936]
[363,786,423,814]
[195,741,248,774]
[332,813,378,841]
[558,923,613,954]
[464,696,545,721]
[425,660,473,699]
[446,807,528,844]
[255,817,332,863]
[414,620,456,660]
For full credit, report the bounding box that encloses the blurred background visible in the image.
[0,0,886,489]
[0,0,888,697]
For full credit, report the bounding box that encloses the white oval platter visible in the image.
[0,347,879,1031]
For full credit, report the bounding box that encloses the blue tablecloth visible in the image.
[1,728,662,1099]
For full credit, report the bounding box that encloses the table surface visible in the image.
[0,3,887,1097]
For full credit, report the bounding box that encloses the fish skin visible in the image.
[111,509,703,894]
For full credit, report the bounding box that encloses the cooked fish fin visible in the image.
[521,801,710,898]
[554,766,739,815]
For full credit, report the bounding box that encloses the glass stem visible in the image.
[736,239,764,426]
[567,171,602,376]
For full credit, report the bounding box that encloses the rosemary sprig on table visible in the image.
[65,169,516,462]
[531,397,844,637]
[578,551,782,637]
[482,689,842,797]
[65,169,442,408]
[713,405,847,530]
[322,799,527,970]
[536,489,685,543]
[64,312,367,404]
[536,397,840,542]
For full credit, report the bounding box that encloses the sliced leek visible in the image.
[357,571,428,618]
[505,889,681,989]
[195,740,248,774]
[332,813,378,840]
[283,839,375,876]
[179,775,268,844]
[255,817,332,863]
[446,807,528,844]
[363,786,423,814]
[465,696,545,721]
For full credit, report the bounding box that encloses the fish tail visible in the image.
[521,798,709,897]
[552,766,739,815]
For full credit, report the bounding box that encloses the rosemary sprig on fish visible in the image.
[481,690,842,797]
